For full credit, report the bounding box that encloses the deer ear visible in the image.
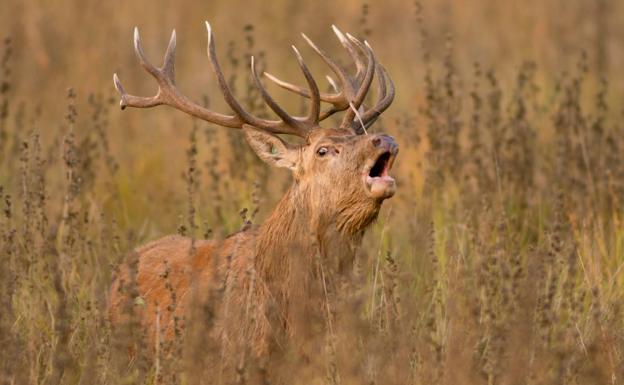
[243,125,299,170]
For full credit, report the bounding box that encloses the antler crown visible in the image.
[114,22,394,138]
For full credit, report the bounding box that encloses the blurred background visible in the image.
[3,0,624,99]
[2,0,623,235]
[0,0,623,383]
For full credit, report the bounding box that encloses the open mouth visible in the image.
[365,150,397,199]
[369,151,392,178]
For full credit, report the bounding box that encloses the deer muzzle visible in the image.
[364,135,399,200]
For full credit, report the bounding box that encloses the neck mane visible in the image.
[220,181,383,353]
[254,182,381,302]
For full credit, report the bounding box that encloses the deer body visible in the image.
[109,23,397,355]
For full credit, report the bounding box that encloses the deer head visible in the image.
[113,22,396,237]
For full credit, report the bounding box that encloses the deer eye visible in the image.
[316,146,329,157]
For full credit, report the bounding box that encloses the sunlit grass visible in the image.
[0,1,623,383]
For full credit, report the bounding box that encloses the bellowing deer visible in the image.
[109,22,397,356]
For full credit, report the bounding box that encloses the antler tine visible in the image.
[114,27,244,127]
[339,35,375,129]
[263,72,310,97]
[351,88,380,135]
[263,72,346,111]
[326,75,339,92]
[133,27,161,79]
[208,22,313,136]
[317,75,343,120]
[261,28,386,133]
[114,22,393,138]
[331,25,365,80]
[359,64,395,129]
[113,73,160,109]
[205,22,265,129]
[113,27,175,110]
[263,72,345,106]
[300,33,352,106]
[262,32,351,106]
[250,45,321,132]
[250,55,303,131]
[162,29,176,81]
[291,45,321,125]
[262,28,368,116]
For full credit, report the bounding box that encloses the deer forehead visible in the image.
[305,128,353,143]
[304,128,386,150]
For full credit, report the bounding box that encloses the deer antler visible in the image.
[114,23,393,137]
[264,25,394,134]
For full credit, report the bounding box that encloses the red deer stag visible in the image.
[109,22,396,356]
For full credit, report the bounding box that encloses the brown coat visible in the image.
[109,23,398,356]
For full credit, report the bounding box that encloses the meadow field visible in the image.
[0,0,623,383]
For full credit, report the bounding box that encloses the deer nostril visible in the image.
[372,137,382,147]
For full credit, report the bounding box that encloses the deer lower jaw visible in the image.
[365,175,396,199]
[364,150,397,200]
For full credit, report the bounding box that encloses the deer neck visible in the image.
[254,182,381,289]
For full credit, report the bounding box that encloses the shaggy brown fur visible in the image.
[109,24,398,357]
[108,128,398,356]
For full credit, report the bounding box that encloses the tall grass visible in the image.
[0,0,623,383]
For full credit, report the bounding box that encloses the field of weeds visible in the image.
[0,0,623,384]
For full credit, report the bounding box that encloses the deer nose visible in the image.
[371,135,398,153]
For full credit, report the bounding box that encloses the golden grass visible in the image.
[0,0,623,383]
